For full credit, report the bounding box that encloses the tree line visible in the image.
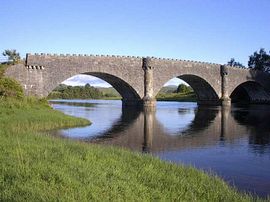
[48,84,104,99]
[227,48,270,73]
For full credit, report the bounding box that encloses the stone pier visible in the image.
[220,65,231,106]
[142,57,156,108]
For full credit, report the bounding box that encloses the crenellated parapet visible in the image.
[27,53,142,60]
[26,52,251,71]
[26,65,44,70]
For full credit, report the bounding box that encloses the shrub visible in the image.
[0,77,24,99]
[0,64,8,77]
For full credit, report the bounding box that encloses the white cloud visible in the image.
[164,78,189,86]
[62,74,112,87]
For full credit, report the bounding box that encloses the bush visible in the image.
[176,84,193,94]
[0,64,8,77]
[0,77,24,99]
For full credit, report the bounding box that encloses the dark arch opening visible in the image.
[48,72,141,104]
[230,81,270,104]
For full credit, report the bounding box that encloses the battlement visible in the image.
[26,65,44,70]
[27,53,142,59]
[26,53,222,67]
[26,53,250,70]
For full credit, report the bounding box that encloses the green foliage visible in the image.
[0,99,258,201]
[156,84,195,102]
[0,63,8,77]
[248,48,270,72]
[0,50,24,100]
[2,49,21,64]
[227,58,244,67]
[0,61,24,100]
[158,84,193,95]
[0,77,24,99]
[176,84,193,94]
[48,83,103,99]
[48,84,122,99]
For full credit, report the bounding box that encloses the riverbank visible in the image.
[156,92,197,102]
[48,93,196,102]
[0,98,260,201]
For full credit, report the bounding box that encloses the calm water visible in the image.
[49,99,270,197]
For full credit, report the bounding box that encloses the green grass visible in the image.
[157,92,197,102]
[0,98,266,201]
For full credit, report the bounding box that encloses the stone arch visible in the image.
[230,81,270,104]
[156,74,220,105]
[48,72,141,104]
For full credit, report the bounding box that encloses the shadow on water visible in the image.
[49,100,97,108]
[180,106,219,134]
[89,106,141,141]
[50,100,270,198]
[232,104,270,153]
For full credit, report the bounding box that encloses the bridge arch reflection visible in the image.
[96,104,226,152]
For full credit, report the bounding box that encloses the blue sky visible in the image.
[1,0,270,87]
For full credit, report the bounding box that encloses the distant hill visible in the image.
[158,85,178,94]
[96,87,120,97]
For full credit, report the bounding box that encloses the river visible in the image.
[49,99,270,198]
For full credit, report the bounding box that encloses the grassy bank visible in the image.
[0,98,261,201]
[157,92,197,102]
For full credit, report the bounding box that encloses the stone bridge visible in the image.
[5,53,270,106]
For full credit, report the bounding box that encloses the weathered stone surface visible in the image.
[5,53,270,106]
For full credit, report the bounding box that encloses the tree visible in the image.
[47,83,103,99]
[248,48,270,72]
[2,49,21,64]
[227,58,244,67]
[85,83,91,88]
[176,84,193,94]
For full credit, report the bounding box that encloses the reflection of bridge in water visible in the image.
[92,105,270,154]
